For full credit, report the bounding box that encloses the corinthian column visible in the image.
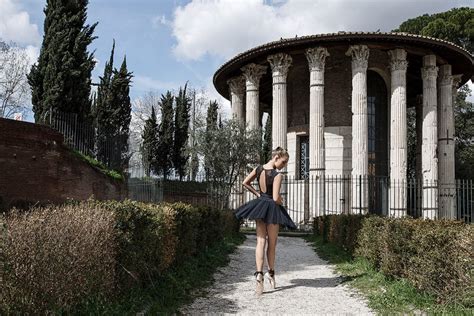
[438,65,455,219]
[421,55,439,219]
[306,47,329,217]
[346,45,369,214]
[267,53,292,150]
[227,76,246,123]
[241,63,266,130]
[388,49,408,217]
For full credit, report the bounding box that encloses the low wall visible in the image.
[0,118,126,210]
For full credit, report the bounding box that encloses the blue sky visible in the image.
[1,0,472,121]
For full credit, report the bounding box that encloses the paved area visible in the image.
[180,235,374,315]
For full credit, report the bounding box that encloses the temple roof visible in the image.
[213,32,474,100]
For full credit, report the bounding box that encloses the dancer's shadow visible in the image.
[264,276,348,294]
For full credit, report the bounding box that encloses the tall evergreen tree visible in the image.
[94,41,115,166]
[28,0,97,122]
[141,106,158,177]
[204,100,219,179]
[173,83,191,180]
[156,91,174,179]
[109,56,133,171]
[261,116,272,164]
[94,42,133,171]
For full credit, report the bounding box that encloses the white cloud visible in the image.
[170,0,471,61]
[467,80,474,103]
[24,45,39,66]
[152,14,170,28]
[0,0,40,45]
[133,74,180,93]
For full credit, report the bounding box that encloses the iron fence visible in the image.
[237,175,473,230]
[42,109,128,171]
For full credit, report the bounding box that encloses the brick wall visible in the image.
[0,118,126,210]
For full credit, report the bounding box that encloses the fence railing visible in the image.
[236,175,473,229]
[35,112,474,220]
[42,110,128,172]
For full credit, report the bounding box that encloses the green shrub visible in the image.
[313,214,473,307]
[354,215,386,267]
[313,214,365,254]
[0,204,117,314]
[0,200,240,314]
[405,220,473,305]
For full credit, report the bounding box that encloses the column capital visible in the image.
[345,45,369,72]
[227,76,245,96]
[267,53,292,79]
[241,63,267,88]
[452,74,463,89]
[305,47,330,71]
[421,66,438,80]
[438,64,453,87]
[388,49,408,72]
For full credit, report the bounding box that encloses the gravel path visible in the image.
[180,235,374,315]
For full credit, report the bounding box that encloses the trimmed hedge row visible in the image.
[313,215,473,307]
[0,200,240,314]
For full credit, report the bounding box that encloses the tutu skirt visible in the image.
[234,193,297,229]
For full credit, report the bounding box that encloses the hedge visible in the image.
[313,214,473,307]
[0,200,240,314]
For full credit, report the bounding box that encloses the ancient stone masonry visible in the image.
[346,45,369,214]
[438,65,455,219]
[227,76,246,123]
[388,49,408,217]
[306,47,329,216]
[421,55,439,219]
[268,53,292,151]
[241,63,267,130]
[215,33,473,220]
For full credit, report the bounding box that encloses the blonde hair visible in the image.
[272,147,289,159]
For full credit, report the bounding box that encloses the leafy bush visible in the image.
[0,204,117,314]
[0,200,240,314]
[314,214,474,306]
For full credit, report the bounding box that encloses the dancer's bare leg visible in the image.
[255,220,267,295]
[255,219,267,271]
[266,223,279,270]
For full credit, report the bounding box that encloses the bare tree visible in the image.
[0,41,30,119]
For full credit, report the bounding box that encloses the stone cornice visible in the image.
[305,47,330,71]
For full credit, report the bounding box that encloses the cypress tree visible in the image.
[28,0,97,123]
[204,100,219,179]
[95,41,115,166]
[109,56,133,171]
[156,91,174,179]
[173,83,191,180]
[261,116,272,164]
[141,106,158,177]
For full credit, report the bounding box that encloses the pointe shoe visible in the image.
[254,271,264,296]
[265,269,276,289]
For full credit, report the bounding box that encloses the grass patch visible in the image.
[72,150,124,181]
[76,233,245,314]
[305,234,473,315]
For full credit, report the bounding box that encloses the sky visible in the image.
[0,0,473,122]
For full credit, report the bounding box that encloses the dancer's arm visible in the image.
[242,168,260,197]
[273,174,284,205]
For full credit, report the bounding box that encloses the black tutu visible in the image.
[234,193,297,229]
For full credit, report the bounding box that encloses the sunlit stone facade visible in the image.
[215,32,473,222]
